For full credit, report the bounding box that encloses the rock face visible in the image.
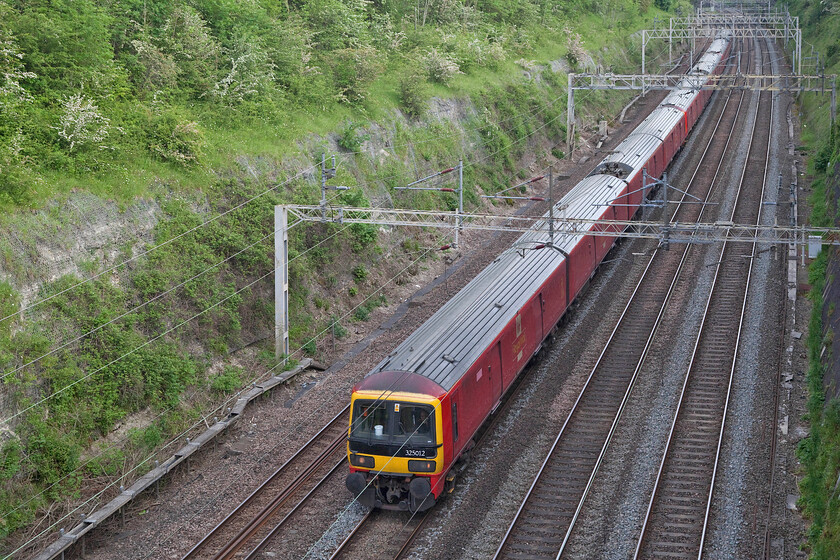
[0,192,161,309]
[821,159,840,401]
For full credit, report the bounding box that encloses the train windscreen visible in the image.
[350,400,437,454]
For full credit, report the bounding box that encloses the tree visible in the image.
[161,5,221,96]
[0,33,36,111]
[52,93,111,153]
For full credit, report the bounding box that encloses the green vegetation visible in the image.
[788,0,840,555]
[0,0,681,546]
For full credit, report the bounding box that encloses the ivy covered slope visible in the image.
[0,0,677,547]
[788,0,840,557]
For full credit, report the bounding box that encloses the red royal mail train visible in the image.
[345,36,732,512]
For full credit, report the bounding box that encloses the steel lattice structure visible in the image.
[281,204,840,247]
[273,203,840,358]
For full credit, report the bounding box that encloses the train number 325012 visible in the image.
[405,449,426,457]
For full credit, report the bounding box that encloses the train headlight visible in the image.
[408,460,436,473]
[349,454,375,468]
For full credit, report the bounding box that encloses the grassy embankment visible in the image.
[0,0,682,546]
[786,0,840,556]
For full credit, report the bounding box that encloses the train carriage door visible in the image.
[538,293,546,342]
[450,388,461,457]
[490,342,503,403]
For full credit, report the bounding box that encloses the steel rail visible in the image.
[698,37,775,558]
[556,43,758,559]
[328,326,539,559]
[181,406,349,559]
[242,457,348,560]
[493,38,752,560]
[327,510,375,560]
[634,36,775,560]
[760,36,793,560]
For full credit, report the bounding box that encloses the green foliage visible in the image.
[352,264,369,282]
[22,417,80,488]
[0,440,21,481]
[353,294,386,322]
[161,5,221,97]
[145,107,205,166]
[398,69,429,118]
[302,338,317,355]
[788,0,840,543]
[330,315,348,338]
[329,47,383,104]
[353,305,371,321]
[0,280,19,341]
[6,0,123,96]
[0,0,671,541]
[210,365,243,394]
[301,0,371,51]
[338,121,370,152]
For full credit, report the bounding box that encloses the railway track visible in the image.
[326,330,542,559]
[181,407,350,560]
[492,39,755,560]
[327,509,428,560]
[633,37,775,560]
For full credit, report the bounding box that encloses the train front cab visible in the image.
[345,389,446,512]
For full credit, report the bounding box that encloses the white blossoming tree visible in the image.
[53,93,111,153]
[0,34,36,111]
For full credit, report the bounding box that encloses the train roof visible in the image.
[365,172,625,392]
[359,37,729,395]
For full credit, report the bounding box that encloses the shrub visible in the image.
[302,338,317,355]
[352,265,368,282]
[130,39,178,93]
[53,93,111,153]
[146,109,205,166]
[398,70,429,118]
[338,120,370,152]
[210,366,243,394]
[353,306,371,321]
[423,48,462,84]
[329,47,383,104]
[330,316,347,338]
[161,5,221,97]
[212,38,277,105]
[564,25,587,69]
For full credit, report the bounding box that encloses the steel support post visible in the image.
[456,160,463,248]
[797,29,802,75]
[832,76,837,127]
[567,73,575,155]
[320,154,327,220]
[669,19,673,65]
[642,30,647,76]
[275,206,289,362]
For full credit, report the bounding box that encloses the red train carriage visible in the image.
[346,37,731,512]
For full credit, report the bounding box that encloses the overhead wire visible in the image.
[0,221,357,427]
[11,40,686,553]
[5,77,580,428]
[133,228,456,559]
[5,223,382,557]
[0,165,320,327]
[0,221,355,523]
[0,186,355,385]
[1,30,678,331]
[0,80,569,330]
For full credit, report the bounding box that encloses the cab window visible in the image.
[350,400,435,446]
[395,404,435,446]
[351,400,389,438]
